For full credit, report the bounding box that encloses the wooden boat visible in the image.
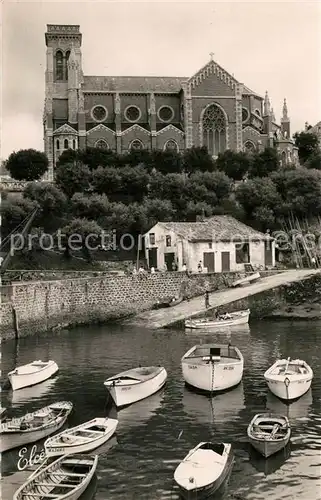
[181,344,244,392]
[153,295,183,309]
[104,366,167,408]
[247,413,291,458]
[13,453,98,500]
[0,401,73,453]
[8,360,59,391]
[264,357,313,401]
[185,309,250,329]
[44,417,118,456]
[231,272,260,287]
[174,442,234,499]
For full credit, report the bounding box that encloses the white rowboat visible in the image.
[181,344,244,392]
[104,366,167,408]
[44,417,118,456]
[174,442,234,499]
[264,357,313,401]
[8,360,59,391]
[185,309,250,329]
[13,453,98,500]
[0,401,73,453]
[247,413,291,458]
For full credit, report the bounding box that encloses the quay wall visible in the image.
[211,273,321,320]
[0,270,250,341]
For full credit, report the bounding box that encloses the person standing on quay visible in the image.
[205,290,210,309]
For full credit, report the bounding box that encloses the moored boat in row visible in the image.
[8,360,59,391]
[264,357,313,401]
[44,417,118,457]
[104,366,167,408]
[0,401,73,453]
[181,343,244,392]
[174,441,234,499]
[247,413,291,458]
[13,453,98,500]
[185,309,250,329]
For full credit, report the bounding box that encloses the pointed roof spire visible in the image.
[282,98,289,121]
[68,43,78,70]
[264,91,271,116]
[271,107,276,122]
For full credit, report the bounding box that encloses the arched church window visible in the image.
[55,51,64,81]
[95,139,109,149]
[281,151,287,166]
[244,141,256,154]
[242,108,249,123]
[64,139,69,149]
[129,139,144,151]
[202,104,227,156]
[164,139,179,152]
[73,139,76,149]
[64,50,70,80]
[56,139,60,150]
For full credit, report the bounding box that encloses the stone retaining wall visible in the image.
[1,270,253,341]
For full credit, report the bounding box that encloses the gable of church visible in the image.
[189,60,237,97]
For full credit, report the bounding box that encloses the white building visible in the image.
[143,215,275,273]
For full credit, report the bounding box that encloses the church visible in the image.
[43,24,299,180]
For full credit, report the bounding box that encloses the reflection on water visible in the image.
[10,377,58,407]
[182,383,245,428]
[114,389,166,430]
[249,443,291,476]
[265,389,313,420]
[1,320,321,500]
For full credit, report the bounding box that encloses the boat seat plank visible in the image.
[34,482,77,488]
[22,494,64,498]
[74,428,104,434]
[48,472,86,477]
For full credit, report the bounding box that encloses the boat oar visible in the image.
[284,357,291,374]
[177,430,184,440]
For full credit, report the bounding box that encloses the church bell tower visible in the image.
[44,25,83,180]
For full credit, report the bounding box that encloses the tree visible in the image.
[1,198,38,237]
[60,218,103,262]
[91,166,122,199]
[248,147,279,177]
[79,147,121,169]
[56,149,78,168]
[6,149,48,181]
[55,161,92,198]
[235,177,281,218]
[24,182,67,217]
[293,131,319,164]
[215,150,251,180]
[70,193,110,219]
[185,201,213,221]
[182,146,216,173]
[140,198,176,231]
[305,151,321,170]
[118,165,150,203]
[149,150,183,174]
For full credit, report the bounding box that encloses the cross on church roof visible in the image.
[209,52,215,60]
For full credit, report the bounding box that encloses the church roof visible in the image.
[242,85,263,99]
[83,76,188,93]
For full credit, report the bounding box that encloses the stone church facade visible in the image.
[44,24,299,180]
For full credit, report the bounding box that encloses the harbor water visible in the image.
[1,320,321,499]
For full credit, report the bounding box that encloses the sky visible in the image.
[1,0,321,159]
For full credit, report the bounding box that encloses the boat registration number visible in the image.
[188,365,198,370]
[121,387,131,391]
[223,366,234,370]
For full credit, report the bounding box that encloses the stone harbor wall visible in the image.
[212,272,321,320]
[0,271,247,341]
